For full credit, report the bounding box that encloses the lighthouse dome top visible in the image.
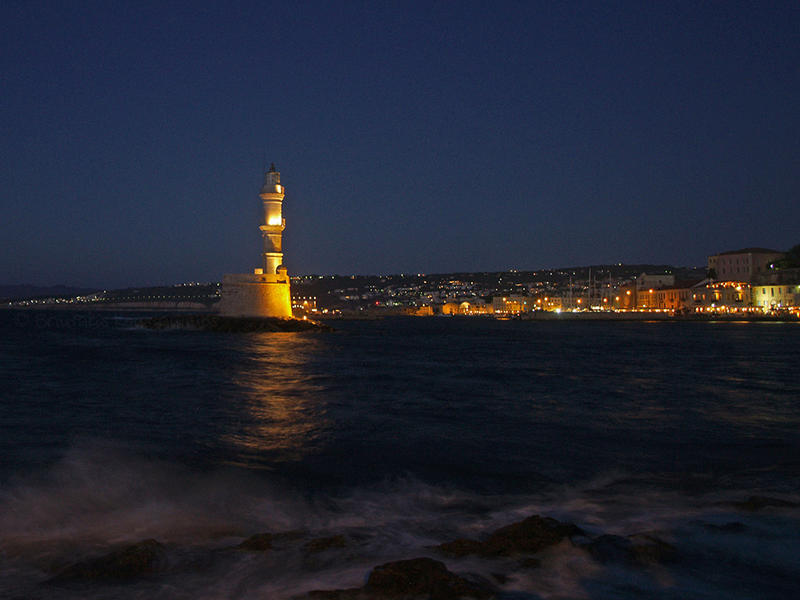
[261,163,282,193]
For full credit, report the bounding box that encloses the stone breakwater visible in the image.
[138,314,333,332]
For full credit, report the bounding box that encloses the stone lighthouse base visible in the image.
[217,272,292,318]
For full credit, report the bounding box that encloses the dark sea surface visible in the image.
[1,311,799,599]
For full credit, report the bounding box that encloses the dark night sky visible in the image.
[1,1,798,288]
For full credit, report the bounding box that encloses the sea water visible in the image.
[1,311,798,598]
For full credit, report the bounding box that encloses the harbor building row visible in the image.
[634,248,799,314]
[407,247,800,317]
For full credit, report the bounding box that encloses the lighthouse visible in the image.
[259,163,286,276]
[217,164,293,318]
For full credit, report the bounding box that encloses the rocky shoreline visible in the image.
[137,314,333,332]
[42,512,678,598]
[37,494,798,598]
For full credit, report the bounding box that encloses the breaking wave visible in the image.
[1,442,798,599]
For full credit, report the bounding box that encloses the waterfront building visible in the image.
[690,281,750,312]
[292,295,317,314]
[441,299,492,315]
[637,286,693,311]
[752,284,800,310]
[708,248,784,283]
[635,272,675,290]
[634,278,721,312]
[615,284,637,310]
[217,164,292,318]
[755,266,800,286]
[492,295,532,314]
[534,296,562,311]
[440,302,460,315]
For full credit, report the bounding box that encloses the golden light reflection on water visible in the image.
[222,333,329,464]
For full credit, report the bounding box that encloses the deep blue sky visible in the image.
[1,1,798,288]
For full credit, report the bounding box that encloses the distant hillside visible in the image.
[3,282,220,309]
[0,284,101,301]
[4,264,706,307]
[291,265,705,296]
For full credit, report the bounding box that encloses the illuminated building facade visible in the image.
[218,164,292,318]
[407,305,435,316]
[752,284,800,310]
[708,248,784,283]
[441,300,492,315]
[635,280,751,313]
[534,296,562,311]
[292,295,317,313]
[687,281,749,312]
[616,285,636,310]
[637,286,693,311]
[492,295,532,314]
[635,272,675,290]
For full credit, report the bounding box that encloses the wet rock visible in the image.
[300,557,493,599]
[731,496,799,511]
[583,535,631,564]
[518,557,541,569]
[272,529,308,543]
[435,515,582,558]
[306,590,361,600]
[237,533,274,551]
[583,533,676,566]
[702,521,747,533]
[48,539,166,583]
[481,515,583,556]
[435,538,485,557]
[304,535,347,554]
[363,557,493,599]
[627,534,677,565]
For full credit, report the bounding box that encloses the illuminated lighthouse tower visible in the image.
[217,164,293,318]
[260,163,287,275]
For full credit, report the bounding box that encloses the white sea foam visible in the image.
[1,442,799,599]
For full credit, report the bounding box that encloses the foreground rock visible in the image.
[701,521,746,533]
[365,558,492,599]
[730,496,799,511]
[304,557,493,599]
[304,535,348,554]
[48,539,166,583]
[582,533,677,566]
[235,530,307,552]
[138,314,332,332]
[436,515,583,557]
[237,533,274,551]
